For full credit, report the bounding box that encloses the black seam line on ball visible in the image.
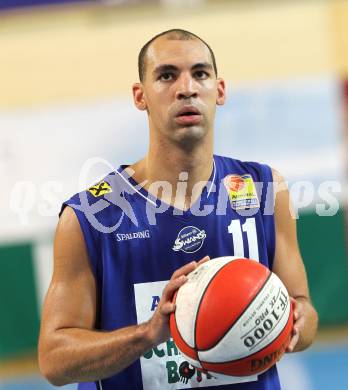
[197,270,273,353]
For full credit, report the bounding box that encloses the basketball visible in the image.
[170,256,293,377]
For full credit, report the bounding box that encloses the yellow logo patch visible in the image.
[88,181,112,197]
[224,174,259,210]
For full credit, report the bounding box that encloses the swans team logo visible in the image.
[172,226,206,253]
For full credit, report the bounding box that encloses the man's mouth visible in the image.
[175,107,202,126]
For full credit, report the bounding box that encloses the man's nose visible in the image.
[175,73,198,100]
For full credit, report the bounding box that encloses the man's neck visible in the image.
[126,141,214,211]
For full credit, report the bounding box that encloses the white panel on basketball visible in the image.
[175,256,239,348]
[198,273,291,363]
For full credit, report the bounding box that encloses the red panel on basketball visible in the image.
[195,259,270,350]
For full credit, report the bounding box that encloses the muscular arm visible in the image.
[271,168,318,352]
[38,206,207,385]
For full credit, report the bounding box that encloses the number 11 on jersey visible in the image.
[228,218,260,261]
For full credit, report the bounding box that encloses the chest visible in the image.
[101,205,271,284]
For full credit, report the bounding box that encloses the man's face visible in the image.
[134,37,225,147]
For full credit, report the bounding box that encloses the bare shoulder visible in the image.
[53,204,96,297]
[270,167,289,195]
[271,167,285,184]
[56,205,84,245]
[54,206,92,275]
[39,205,97,335]
[270,167,292,215]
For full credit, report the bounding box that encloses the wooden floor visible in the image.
[0,351,38,379]
[315,324,348,342]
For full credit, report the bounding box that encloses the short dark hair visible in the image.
[138,28,218,82]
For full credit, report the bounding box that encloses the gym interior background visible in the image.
[0,0,347,389]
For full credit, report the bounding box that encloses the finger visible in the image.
[295,302,304,317]
[290,297,297,308]
[290,297,304,316]
[293,309,299,321]
[286,324,300,352]
[293,316,305,332]
[162,275,187,301]
[286,332,299,352]
[197,255,210,265]
[290,298,303,321]
[171,261,197,280]
[160,301,176,315]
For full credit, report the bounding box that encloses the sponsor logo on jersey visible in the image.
[116,230,150,241]
[172,226,206,253]
[223,174,259,210]
[87,181,112,197]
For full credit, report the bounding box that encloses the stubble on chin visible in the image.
[169,124,209,151]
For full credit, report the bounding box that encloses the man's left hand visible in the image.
[286,297,306,352]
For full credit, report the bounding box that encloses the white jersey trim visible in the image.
[115,169,157,207]
[207,158,216,198]
[116,158,216,206]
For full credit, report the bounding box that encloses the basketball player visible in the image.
[38,29,318,389]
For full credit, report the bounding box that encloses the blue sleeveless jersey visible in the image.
[61,155,280,390]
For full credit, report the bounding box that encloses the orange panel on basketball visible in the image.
[195,259,270,350]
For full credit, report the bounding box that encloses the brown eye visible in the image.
[195,70,208,79]
[159,73,174,81]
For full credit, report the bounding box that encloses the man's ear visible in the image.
[216,78,226,106]
[132,83,147,111]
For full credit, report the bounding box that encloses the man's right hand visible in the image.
[145,256,210,347]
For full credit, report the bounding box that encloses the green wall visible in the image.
[0,243,39,359]
[298,208,348,326]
